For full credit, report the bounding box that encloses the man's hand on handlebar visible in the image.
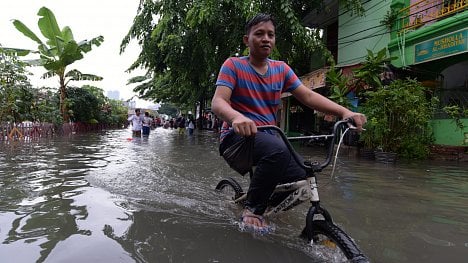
[231,115,257,137]
[342,112,367,132]
[230,112,366,136]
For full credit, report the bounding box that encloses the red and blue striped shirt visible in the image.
[216,56,302,139]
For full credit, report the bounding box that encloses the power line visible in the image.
[336,1,466,46]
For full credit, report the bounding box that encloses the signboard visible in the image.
[300,68,328,90]
[415,29,468,64]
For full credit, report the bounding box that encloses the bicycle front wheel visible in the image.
[305,219,369,263]
[215,177,244,203]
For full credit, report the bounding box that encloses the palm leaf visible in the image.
[12,20,44,45]
[0,47,33,56]
[61,26,74,42]
[37,7,63,51]
[42,70,57,79]
[66,69,103,81]
[78,36,104,53]
[24,58,45,66]
[60,41,83,66]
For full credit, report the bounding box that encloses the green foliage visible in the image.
[352,47,438,159]
[67,86,101,123]
[326,67,352,109]
[0,50,32,123]
[0,48,63,124]
[66,85,128,127]
[107,99,129,126]
[31,87,62,125]
[352,48,396,93]
[443,105,468,130]
[121,0,363,108]
[1,50,127,128]
[158,103,179,117]
[360,79,438,159]
[380,9,398,30]
[9,6,104,121]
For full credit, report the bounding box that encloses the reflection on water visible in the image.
[0,127,467,263]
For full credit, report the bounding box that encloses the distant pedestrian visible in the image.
[142,111,153,136]
[155,117,162,127]
[187,115,195,136]
[127,108,143,137]
[177,114,186,135]
[213,117,220,133]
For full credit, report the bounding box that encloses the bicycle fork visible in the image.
[307,176,333,223]
[308,176,319,203]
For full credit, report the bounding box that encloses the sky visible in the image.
[1,0,153,108]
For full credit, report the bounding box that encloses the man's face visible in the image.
[243,21,275,59]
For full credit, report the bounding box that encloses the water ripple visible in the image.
[1,128,467,263]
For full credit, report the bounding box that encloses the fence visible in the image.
[397,0,467,33]
[1,122,124,142]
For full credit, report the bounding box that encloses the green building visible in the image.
[388,0,468,147]
[292,0,467,150]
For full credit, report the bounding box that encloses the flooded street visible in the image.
[0,128,467,263]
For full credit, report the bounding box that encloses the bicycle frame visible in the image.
[216,119,369,262]
[266,177,316,216]
[230,119,353,218]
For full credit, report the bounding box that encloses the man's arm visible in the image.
[291,84,366,130]
[211,86,257,136]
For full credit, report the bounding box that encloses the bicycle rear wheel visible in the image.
[304,210,369,262]
[215,178,244,203]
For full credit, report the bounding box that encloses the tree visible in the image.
[67,86,101,123]
[31,87,62,125]
[7,6,104,122]
[0,49,62,125]
[107,99,129,127]
[67,85,128,127]
[0,48,34,123]
[158,103,179,118]
[121,0,363,111]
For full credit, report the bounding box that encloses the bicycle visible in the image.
[215,119,369,262]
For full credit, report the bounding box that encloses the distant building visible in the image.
[107,90,120,100]
[122,100,137,109]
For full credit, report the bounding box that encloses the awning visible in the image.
[301,67,329,90]
[281,67,330,98]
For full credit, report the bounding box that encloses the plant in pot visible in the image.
[360,78,438,162]
[326,67,361,146]
[349,48,395,158]
[326,67,353,109]
[352,48,394,95]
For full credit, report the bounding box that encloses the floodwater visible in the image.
[0,127,467,263]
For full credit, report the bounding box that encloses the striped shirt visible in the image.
[215,56,302,140]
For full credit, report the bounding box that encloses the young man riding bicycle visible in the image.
[211,13,366,231]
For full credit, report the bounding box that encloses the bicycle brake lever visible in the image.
[347,124,366,131]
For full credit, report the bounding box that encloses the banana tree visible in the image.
[8,6,104,121]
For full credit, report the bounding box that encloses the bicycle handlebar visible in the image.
[258,119,355,172]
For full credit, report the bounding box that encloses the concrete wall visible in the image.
[431,119,468,146]
[337,0,391,66]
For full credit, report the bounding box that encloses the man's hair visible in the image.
[135,108,140,113]
[245,13,276,34]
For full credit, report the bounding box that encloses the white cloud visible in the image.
[1,0,153,108]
